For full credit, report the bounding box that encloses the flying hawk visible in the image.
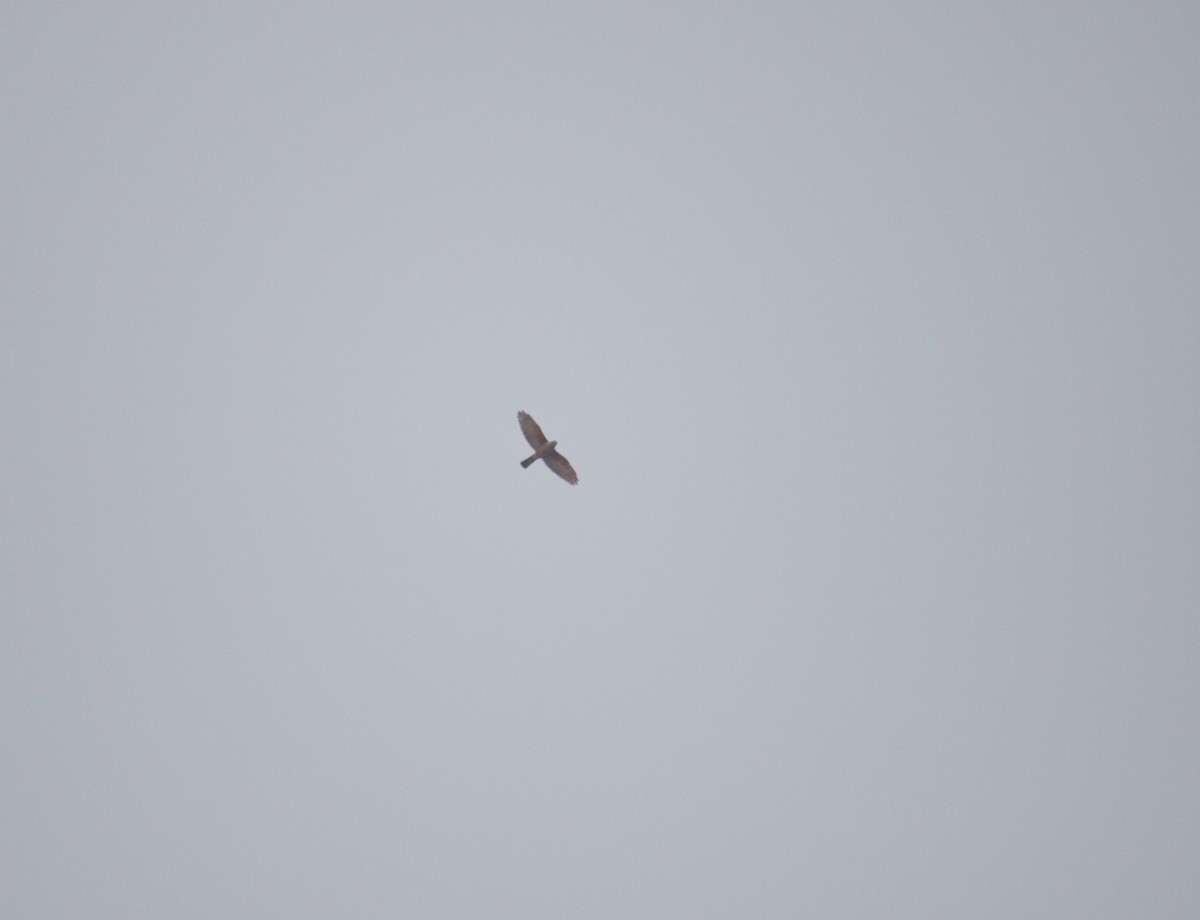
[517,411,578,485]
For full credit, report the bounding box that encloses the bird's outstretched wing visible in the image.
[517,411,548,449]
[543,448,579,485]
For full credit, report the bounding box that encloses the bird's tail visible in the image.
[520,455,537,468]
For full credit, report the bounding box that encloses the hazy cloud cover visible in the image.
[5,3,1197,917]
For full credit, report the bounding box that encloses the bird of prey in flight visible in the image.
[517,411,578,485]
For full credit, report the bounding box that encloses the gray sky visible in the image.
[4,3,1198,917]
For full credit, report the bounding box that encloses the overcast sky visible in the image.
[4,3,1198,917]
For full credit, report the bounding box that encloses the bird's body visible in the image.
[517,412,578,484]
[519,439,558,468]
